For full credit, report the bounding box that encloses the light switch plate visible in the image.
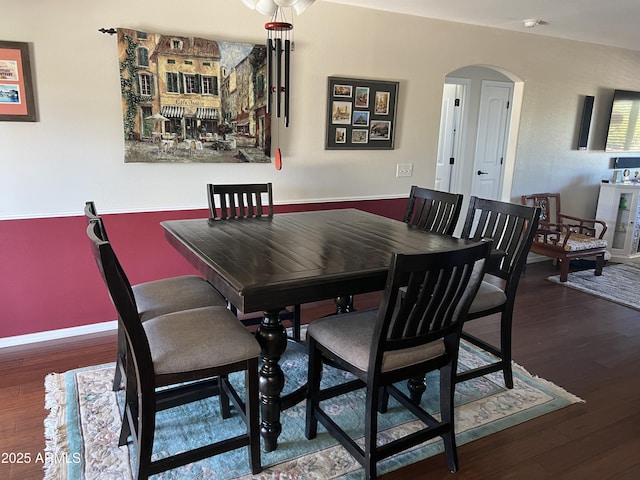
[396,163,413,177]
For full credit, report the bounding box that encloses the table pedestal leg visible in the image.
[334,295,354,314]
[255,308,287,452]
[407,375,426,404]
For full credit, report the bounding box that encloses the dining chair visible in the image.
[403,185,463,235]
[456,196,540,388]
[207,182,274,219]
[206,184,302,341]
[521,192,608,282]
[304,242,492,480]
[86,219,262,479]
[84,202,228,391]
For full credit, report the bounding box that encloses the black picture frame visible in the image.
[325,76,398,150]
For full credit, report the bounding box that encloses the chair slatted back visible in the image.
[371,242,491,368]
[461,196,540,283]
[402,186,463,235]
[520,193,560,223]
[207,183,274,220]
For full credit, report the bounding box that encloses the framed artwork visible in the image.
[355,86,369,107]
[333,84,352,97]
[0,41,37,122]
[116,28,270,163]
[325,76,398,150]
[331,100,352,124]
[352,110,369,126]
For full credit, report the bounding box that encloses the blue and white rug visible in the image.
[44,341,582,479]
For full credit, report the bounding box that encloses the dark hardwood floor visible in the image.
[1,262,639,479]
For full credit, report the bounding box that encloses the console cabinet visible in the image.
[596,183,640,262]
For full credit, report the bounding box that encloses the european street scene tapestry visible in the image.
[117,28,271,163]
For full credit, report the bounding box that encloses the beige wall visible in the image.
[2,0,640,220]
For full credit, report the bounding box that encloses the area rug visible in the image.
[44,341,582,480]
[548,262,640,311]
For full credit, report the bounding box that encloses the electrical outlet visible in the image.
[396,163,413,177]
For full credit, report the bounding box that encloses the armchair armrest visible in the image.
[534,222,567,248]
[557,213,607,239]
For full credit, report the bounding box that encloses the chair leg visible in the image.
[246,360,262,475]
[559,258,570,282]
[378,386,389,413]
[305,338,322,440]
[113,327,126,391]
[119,344,136,446]
[292,305,301,342]
[364,386,379,480]
[500,311,514,389]
[594,253,604,276]
[118,403,132,446]
[135,394,156,480]
[439,360,459,473]
[113,354,124,392]
[219,374,232,419]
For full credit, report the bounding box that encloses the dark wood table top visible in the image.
[161,208,477,313]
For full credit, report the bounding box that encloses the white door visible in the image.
[435,81,467,192]
[471,81,512,200]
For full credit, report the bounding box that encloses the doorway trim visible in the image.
[439,65,524,202]
[436,77,470,194]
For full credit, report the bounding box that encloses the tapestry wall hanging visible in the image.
[117,28,270,163]
[325,76,398,150]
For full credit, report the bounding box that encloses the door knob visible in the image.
[477,170,489,175]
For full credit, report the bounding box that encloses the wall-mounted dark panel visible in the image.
[577,95,594,150]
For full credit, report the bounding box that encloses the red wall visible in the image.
[0,198,405,338]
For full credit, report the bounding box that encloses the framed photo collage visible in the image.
[325,76,398,150]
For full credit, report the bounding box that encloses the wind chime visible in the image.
[241,0,315,169]
[266,9,292,128]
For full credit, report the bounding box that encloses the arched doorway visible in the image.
[436,65,524,203]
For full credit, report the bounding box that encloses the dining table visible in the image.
[161,208,482,451]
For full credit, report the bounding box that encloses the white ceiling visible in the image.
[322,0,640,52]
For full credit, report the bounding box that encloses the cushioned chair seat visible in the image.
[134,275,227,322]
[557,233,608,251]
[468,280,508,314]
[144,306,262,375]
[307,309,446,373]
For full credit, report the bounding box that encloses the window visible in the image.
[139,73,152,96]
[136,31,148,40]
[137,47,149,67]
[171,39,182,50]
[167,59,176,64]
[184,60,193,65]
[184,74,197,94]
[166,72,179,93]
[201,76,218,95]
[257,74,265,95]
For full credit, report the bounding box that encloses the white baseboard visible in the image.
[0,321,117,349]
